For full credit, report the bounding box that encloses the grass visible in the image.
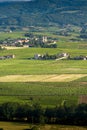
[0,47,87,76]
[0,59,87,76]
[0,31,26,40]
[0,122,87,130]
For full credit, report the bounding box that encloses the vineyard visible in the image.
[0,82,87,106]
[0,47,86,106]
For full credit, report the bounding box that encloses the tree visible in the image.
[32,103,44,123]
[1,102,19,120]
[74,103,87,125]
[15,104,29,121]
[45,107,56,123]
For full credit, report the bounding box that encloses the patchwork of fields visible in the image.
[0,44,87,106]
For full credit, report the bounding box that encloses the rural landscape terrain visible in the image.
[0,0,87,130]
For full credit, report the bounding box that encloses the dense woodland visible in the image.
[0,102,87,126]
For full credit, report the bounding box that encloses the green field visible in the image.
[0,32,26,40]
[0,122,87,130]
[0,46,86,106]
[0,81,87,106]
[0,30,87,107]
[0,48,87,76]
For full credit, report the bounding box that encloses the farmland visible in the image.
[0,48,87,76]
[0,33,86,129]
[0,122,87,130]
[0,46,86,106]
[0,31,86,125]
[0,0,87,127]
[0,74,86,82]
[0,81,87,106]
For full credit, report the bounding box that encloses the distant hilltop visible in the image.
[0,0,87,28]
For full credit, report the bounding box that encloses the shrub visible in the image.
[0,128,3,130]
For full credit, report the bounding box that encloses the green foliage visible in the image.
[0,102,87,126]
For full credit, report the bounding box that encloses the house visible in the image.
[34,54,44,60]
[34,54,42,60]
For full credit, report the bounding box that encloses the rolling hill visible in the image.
[0,0,87,29]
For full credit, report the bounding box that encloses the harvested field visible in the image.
[0,74,86,82]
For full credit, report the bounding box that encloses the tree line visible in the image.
[0,102,87,126]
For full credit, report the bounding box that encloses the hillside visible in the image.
[0,0,87,29]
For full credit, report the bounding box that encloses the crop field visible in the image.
[0,81,87,106]
[0,74,86,82]
[0,59,87,76]
[0,122,87,130]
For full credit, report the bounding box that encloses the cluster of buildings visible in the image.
[34,53,87,60]
[0,38,30,47]
[0,55,15,60]
[72,56,87,60]
[34,53,70,60]
[0,35,57,48]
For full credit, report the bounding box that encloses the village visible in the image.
[0,34,57,48]
[0,33,87,61]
